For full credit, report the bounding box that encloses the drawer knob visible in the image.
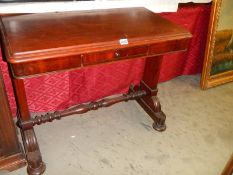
[115,52,121,58]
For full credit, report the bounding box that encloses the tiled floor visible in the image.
[7,75,233,175]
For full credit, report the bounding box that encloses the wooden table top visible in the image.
[0,7,191,64]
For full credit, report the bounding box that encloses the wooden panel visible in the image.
[0,153,25,172]
[0,66,26,171]
[0,68,19,155]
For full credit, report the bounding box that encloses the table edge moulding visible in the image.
[0,7,191,175]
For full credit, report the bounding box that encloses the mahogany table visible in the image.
[0,8,191,175]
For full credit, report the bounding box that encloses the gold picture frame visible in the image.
[201,0,233,89]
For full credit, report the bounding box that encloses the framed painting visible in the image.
[201,0,233,89]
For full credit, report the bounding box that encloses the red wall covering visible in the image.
[0,4,211,115]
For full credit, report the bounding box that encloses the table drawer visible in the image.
[83,46,148,66]
[149,38,189,56]
[11,55,82,78]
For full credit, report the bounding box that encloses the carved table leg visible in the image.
[21,128,46,175]
[12,79,46,175]
[132,56,166,131]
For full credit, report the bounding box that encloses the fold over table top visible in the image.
[0,7,191,64]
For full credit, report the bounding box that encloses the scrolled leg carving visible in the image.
[11,79,46,174]
[135,55,167,131]
[138,95,166,132]
[130,83,166,132]
[21,128,46,175]
[151,96,166,131]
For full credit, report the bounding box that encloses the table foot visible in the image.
[152,111,166,132]
[21,129,46,175]
[130,84,167,132]
[27,161,46,175]
[137,96,167,132]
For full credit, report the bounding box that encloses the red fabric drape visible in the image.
[0,4,211,115]
[160,4,211,81]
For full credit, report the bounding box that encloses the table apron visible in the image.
[9,38,189,79]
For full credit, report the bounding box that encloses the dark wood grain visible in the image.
[0,8,191,174]
[0,153,26,172]
[0,65,26,171]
